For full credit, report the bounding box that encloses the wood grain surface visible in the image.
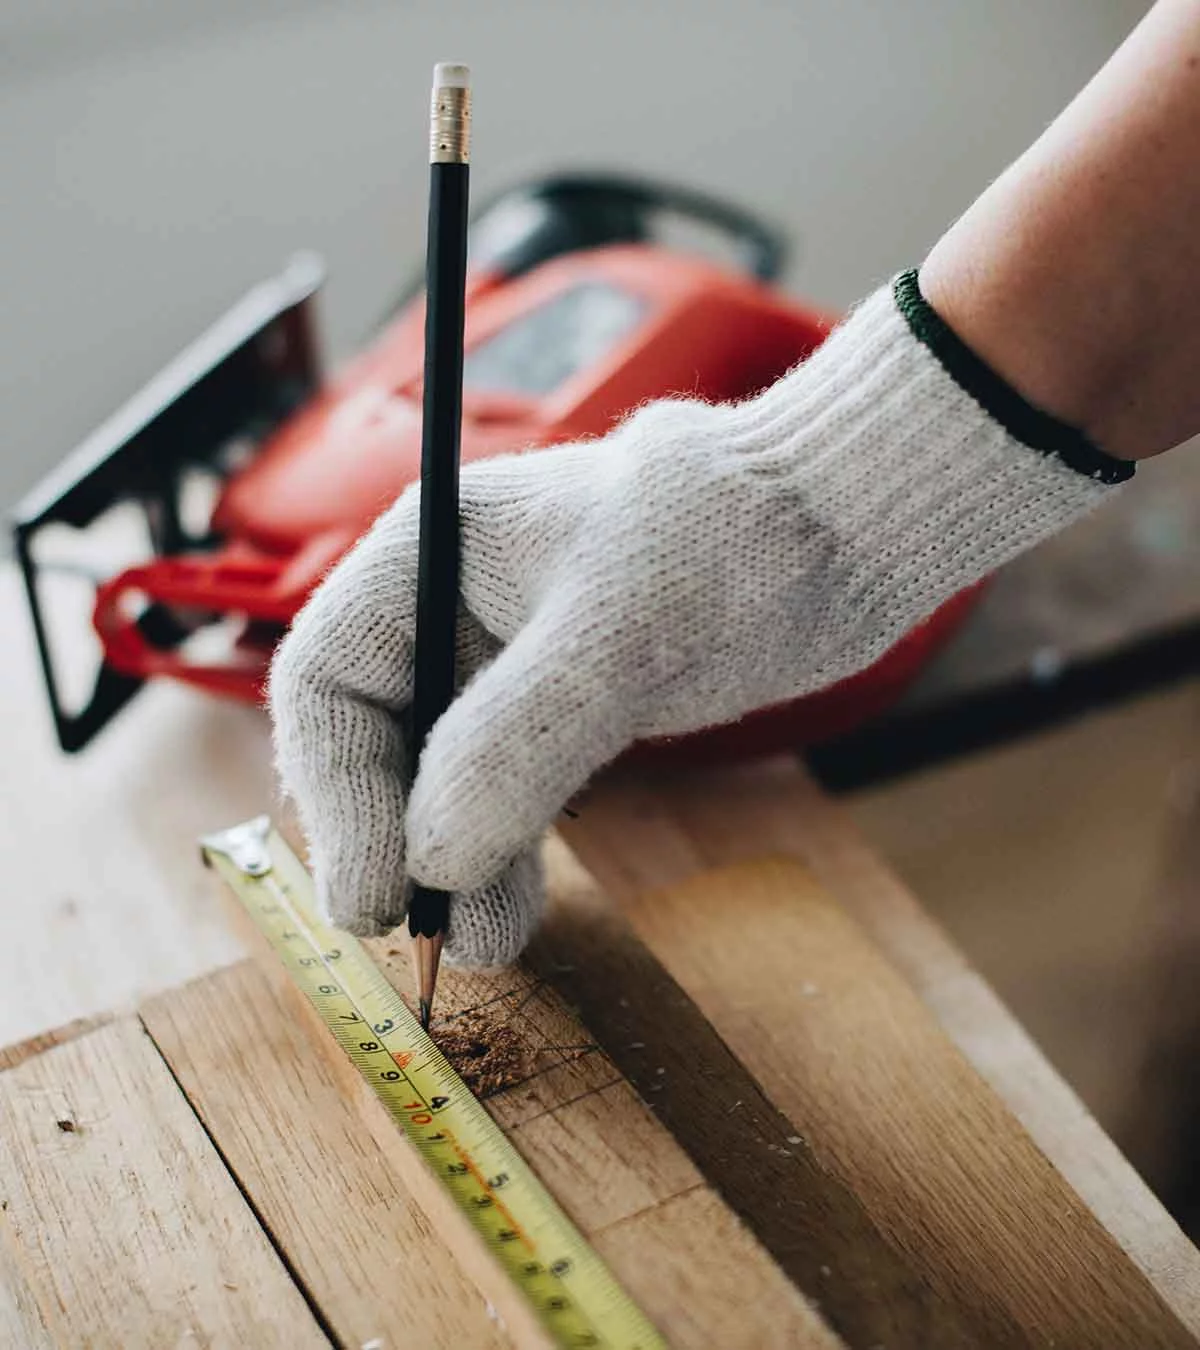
[144,848,835,1349]
[0,1011,113,1072]
[141,960,509,1350]
[559,759,1200,1346]
[0,1018,326,1348]
[366,940,841,1349]
[532,838,977,1348]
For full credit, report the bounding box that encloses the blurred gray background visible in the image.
[2,0,1150,509]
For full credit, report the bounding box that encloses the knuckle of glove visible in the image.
[619,395,717,445]
[320,873,404,939]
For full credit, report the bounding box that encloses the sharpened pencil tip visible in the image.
[410,926,445,1035]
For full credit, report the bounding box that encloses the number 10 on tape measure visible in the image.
[201,817,665,1350]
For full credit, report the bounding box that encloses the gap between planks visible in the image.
[0,1018,329,1349]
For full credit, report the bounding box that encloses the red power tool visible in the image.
[13,175,980,757]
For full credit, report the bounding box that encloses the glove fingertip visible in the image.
[443,851,545,969]
[406,773,520,894]
[315,862,407,938]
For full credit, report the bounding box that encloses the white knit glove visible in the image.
[268,270,1131,964]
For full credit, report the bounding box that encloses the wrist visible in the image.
[891,268,1133,486]
[722,270,1132,674]
[919,228,1159,462]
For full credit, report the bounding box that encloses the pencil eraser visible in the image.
[433,62,471,90]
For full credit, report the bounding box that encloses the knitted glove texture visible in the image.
[269,275,1125,964]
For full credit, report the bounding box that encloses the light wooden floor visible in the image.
[0,566,268,1045]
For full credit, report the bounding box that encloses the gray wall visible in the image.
[2,0,1150,509]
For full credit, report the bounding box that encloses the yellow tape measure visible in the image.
[201,818,665,1350]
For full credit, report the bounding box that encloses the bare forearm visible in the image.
[921,0,1200,461]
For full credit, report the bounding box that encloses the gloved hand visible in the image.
[268,269,1131,964]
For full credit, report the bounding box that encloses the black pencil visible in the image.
[409,61,471,1032]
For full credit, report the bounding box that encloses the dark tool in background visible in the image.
[10,170,984,769]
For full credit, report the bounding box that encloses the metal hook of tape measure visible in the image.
[200,815,273,876]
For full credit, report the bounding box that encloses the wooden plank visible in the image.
[0,1011,113,1072]
[363,940,841,1350]
[531,839,974,1349]
[559,758,1200,1347]
[846,683,1200,1170]
[0,1018,326,1348]
[592,1188,827,1349]
[0,1227,56,1350]
[640,855,1190,1347]
[151,865,835,1350]
[703,760,1200,1330]
[141,960,510,1350]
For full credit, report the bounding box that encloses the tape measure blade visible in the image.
[201,820,666,1350]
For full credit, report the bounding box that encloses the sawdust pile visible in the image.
[435,1010,529,1098]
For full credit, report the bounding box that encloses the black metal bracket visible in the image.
[11,254,325,753]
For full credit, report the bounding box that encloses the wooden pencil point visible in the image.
[411,930,445,1034]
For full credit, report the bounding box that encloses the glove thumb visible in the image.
[405,609,630,892]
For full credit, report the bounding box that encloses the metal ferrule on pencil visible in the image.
[430,84,471,164]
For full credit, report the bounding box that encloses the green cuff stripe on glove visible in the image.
[894,268,1134,486]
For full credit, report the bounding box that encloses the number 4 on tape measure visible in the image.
[201,817,665,1350]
